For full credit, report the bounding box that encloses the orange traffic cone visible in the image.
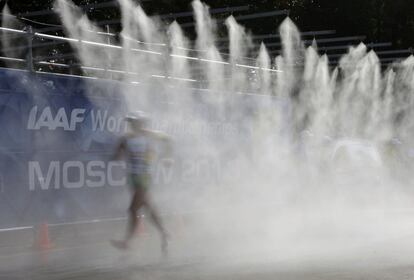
[34,222,54,250]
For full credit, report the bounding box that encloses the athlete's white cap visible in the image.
[125,110,149,122]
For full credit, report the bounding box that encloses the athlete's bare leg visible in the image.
[111,189,145,250]
[112,187,168,255]
[144,199,169,254]
[126,190,145,244]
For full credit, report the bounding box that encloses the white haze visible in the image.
[5,0,414,266]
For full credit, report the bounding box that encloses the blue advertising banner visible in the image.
[0,68,289,229]
[0,69,129,229]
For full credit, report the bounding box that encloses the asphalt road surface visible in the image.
[2,228,414,280]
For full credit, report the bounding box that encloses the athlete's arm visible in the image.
[113,136,127,161]
[146,130,173,159]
